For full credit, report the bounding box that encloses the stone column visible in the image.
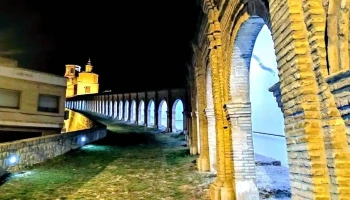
[167,110,172,132]
[205,108,217,173]
[197,108,210,172]
[224,102,259,199]
[185,111,192,147]
[190,111,198,155]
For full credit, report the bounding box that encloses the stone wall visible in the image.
[326,70,350,146]
[0,110,107,177]
[63,109,95,132]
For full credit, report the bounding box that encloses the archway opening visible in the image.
[130,100,136,123]
[250,25,287,166]
[171,99,184,132]
[230,16,290,197]
[138,100,145,125]
[206,66,217,173]
[114,101,118,119]
[124,100,129,121]
[147,100,155,127]
[109,101,113,117]
[158,100,168,131]
[118,101,123,120]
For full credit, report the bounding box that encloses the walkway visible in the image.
[0,114,212,200]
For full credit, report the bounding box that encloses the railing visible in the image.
[252,131,285,138]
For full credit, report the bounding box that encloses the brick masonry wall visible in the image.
[326,70,350,147]
[0,110,107,177]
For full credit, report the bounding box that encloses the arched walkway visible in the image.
[118,101,123,120]
[147,100,155,127]
[157,100,168,131]
[138,100,145,125]
[130,100,136,123]
[171,99,184,132]
[124,100,129,121]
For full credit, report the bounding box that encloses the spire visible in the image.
[85,57,93,72]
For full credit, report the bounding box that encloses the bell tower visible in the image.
[85,58,93,72]
[64,64,76,78]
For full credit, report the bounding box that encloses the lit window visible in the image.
[0,88,20,109]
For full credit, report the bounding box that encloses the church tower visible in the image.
[76,58,99,95]
[64,64,76,78]
[64,64,78,98]
[85,58,93,73]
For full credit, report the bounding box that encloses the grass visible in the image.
[0,114,211,200]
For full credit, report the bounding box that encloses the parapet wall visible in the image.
[0,110,107,177]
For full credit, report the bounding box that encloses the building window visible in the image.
[0,88,20,109]
[38,94,59,113]
[70,68,74,73]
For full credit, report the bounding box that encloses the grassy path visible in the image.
[0,114,212,200]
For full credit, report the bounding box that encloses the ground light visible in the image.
[6,154,19,166]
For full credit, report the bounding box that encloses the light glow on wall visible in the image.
[6,154,19,166]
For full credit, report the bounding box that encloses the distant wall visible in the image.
[0,110,107,177]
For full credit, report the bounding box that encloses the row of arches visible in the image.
[185,0,350,199]
[66,98,185,133]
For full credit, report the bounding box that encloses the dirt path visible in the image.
[0,115,212,200]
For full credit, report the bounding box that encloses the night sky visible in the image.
[0,1,200,93]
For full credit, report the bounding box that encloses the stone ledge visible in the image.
[224,102,251,119]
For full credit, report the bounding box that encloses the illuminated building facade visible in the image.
[64,58,99,98]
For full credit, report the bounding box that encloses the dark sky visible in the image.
[0,1,200,92]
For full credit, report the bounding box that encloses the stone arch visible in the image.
[205,65,217,172]
[226,14,288,198]
[171,98,184,132]
[147,100,155,127]
[130,100,136,123]
[114,101,118,119]
[157,99,168,131]
[138,100,145,125]
[109,101,113,117]
[124,100,129,121]
[118,100,123,120]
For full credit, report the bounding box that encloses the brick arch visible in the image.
[218,0,345,198]
[157,99,168,131]
[124,100,129,121]
[130,99,137,123]
[224,0,271,103]
[138,99,145,125]
[118,100,123,120]
[147,99,155,127]
[171,98,184,132]
[113,100,118,119]
[229,16,265,101]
